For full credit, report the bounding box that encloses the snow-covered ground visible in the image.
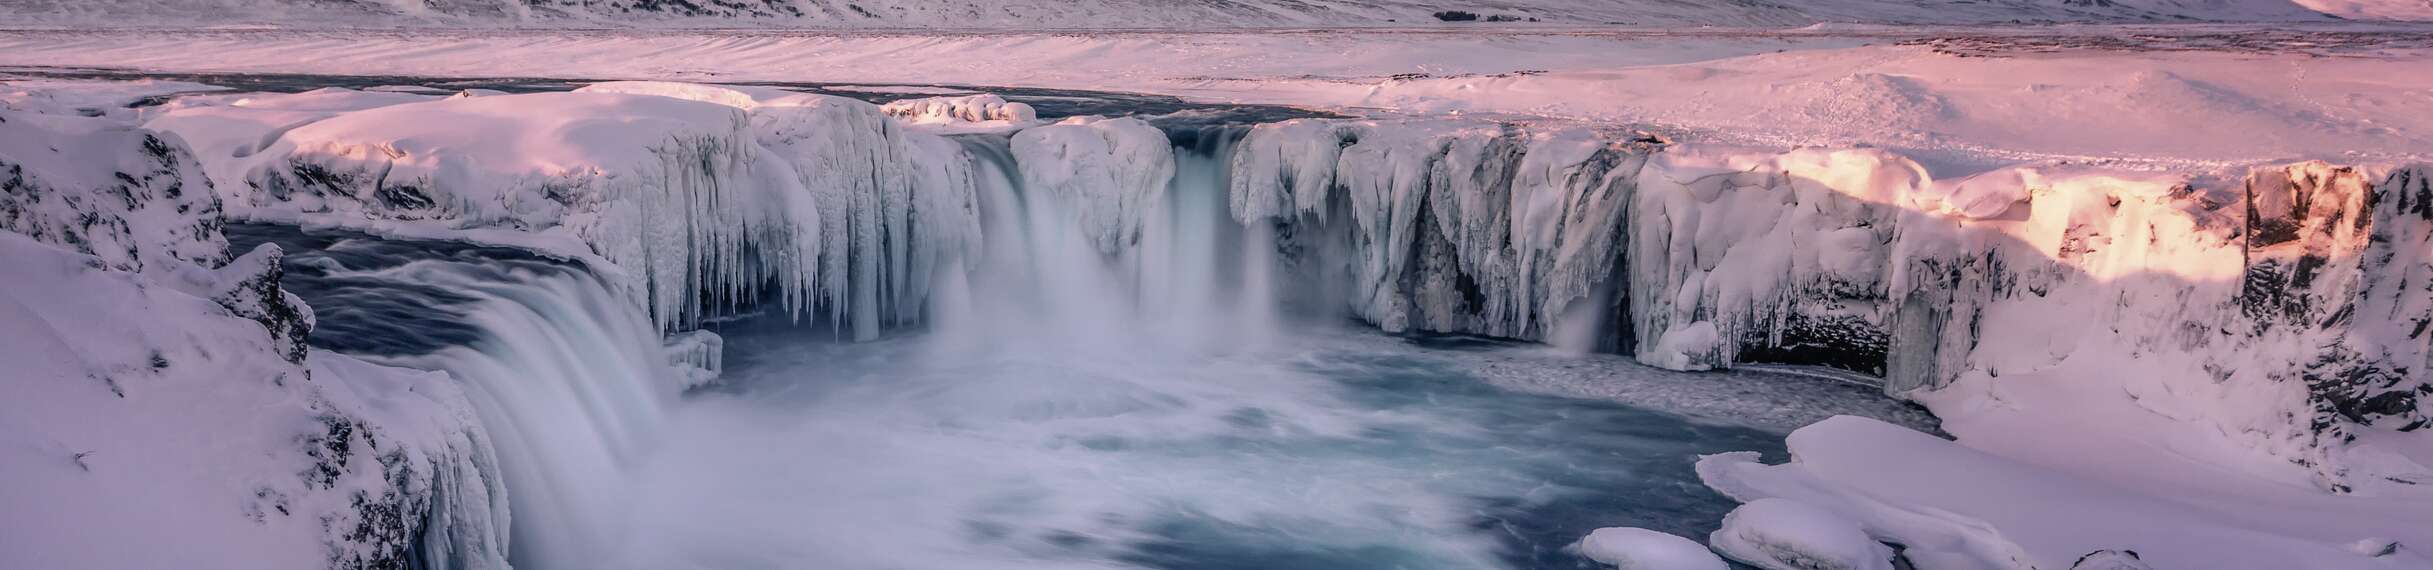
[5,0,2431,28]
[2,25,2429,172]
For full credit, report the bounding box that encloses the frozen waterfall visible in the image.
[143,82,2431,566]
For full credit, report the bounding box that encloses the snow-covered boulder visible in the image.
[1575,527,1728,570]
[1708,498,1896,570]
[881,93,1039,130]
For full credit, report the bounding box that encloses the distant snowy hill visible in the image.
[4,0,2431,27]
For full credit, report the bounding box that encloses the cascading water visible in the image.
[936,127,1282,352]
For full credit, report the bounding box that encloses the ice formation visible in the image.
[664,329,724,389]
[1229,120,1648,345]
[1223,116,2431,491]
[148,83,985,341]
[1011,115,1176,253]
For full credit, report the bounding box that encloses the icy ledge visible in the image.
[1224,118,2429,495]
[144,83,984,340]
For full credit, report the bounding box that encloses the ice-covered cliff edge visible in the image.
[0,108,509,570]
[1219,119,2429,493]
[148,84,983,340]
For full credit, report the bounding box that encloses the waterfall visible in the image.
[929,125,1280,355]
[401,269,674,569]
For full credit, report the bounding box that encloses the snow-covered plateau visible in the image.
[1,15,2430,570]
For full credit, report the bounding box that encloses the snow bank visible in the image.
[0,113,507,568]
[1708,498,1896,570]
[1574,527,1728,570]
[1,109,226,272]
[0,78,225,121]
[1698,416,2433,570]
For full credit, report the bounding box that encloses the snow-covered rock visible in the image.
[881,93,1038,130]
[0,134,507,569]
[1574,527,1728,570]
[1,109,227,272]
[1707,498,1896,570]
